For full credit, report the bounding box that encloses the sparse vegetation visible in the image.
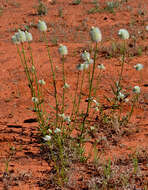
[37,0,47,15]
[0,0,148,189]
[10,19,146,188]
[71,0,81,5]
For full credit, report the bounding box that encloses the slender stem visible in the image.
[71,71,80,118]
[28,45,47,132]
[17,44,34,96]
[16,44,25,68]
[17,44,46,132]
[118,40,126,93]
[21,43,34,96]
[28,43,40,98]
[43,32,59,127]
[62,56,65,113]
[28,43,47,120]
[70,70,85,135]
[60,56,66,132]
[88,63,91,87]
[79,42,98,141]
[128,94,139,121]
[95,70,101,96]
[75,69,86,119]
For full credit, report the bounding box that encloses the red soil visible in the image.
[0,0,147,189]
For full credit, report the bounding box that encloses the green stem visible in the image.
[79,42,98,142]
[118,40,126,93]
[60,56,66,133]
[16,44,46,132]
[71,71,80,118]
[21,43,34,96]
[43,32,59,127]
[70,69,86,135]
[28,44,47,132]
[62,56,65,113]
[128,94,138,121]
[88,62,91,87]
[16,44,25,69]
[28,43,40,98]
[75,69,86,119]
[17,44,34,96]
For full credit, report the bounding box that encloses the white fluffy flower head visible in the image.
[64,116,71,123]
[43,135,51,141]
[117,92,125,101]
[12,35,20,44]
[97,64,105,70]
[118,29,129,40]
[38,20,47,32]
[59,113,71,123]
[133,86,140,94]
[145,25,148,31]
[18,29,26,43]
[32,97,38,103]
[63,83,70,89]
[81,51,90,61]
[38,79,46,85]
[58,44,68,56]
[25,31,33,42]
[134,64,143,71]
[54,128,61,133]
[12,29,27,44]
[90,26,102,42]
